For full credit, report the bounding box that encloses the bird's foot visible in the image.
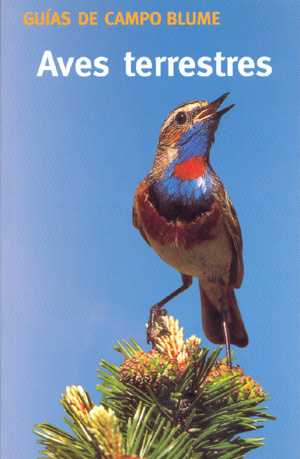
[146,304,169,349]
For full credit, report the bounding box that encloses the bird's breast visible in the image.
[147,161,215,223]
[134,180,232,280]
[135,181,220,246]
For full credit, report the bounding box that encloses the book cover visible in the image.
[2,1,299,458]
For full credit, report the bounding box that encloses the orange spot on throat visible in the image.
[173,156,207,181]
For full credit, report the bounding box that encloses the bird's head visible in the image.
[151,93,234,180]
[158,92,233,148]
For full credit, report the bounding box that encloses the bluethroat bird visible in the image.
[133,93,248,368]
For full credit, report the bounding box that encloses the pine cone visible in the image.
[203,359,265,406]
[119,350,180,394]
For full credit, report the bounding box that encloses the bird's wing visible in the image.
[223,190,244,288]
[132,182,151,246]
[132,199,140,230]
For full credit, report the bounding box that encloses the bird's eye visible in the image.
[175,111,187,125]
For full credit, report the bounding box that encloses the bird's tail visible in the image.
[199,283,248,348]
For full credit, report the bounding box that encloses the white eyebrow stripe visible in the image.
[160,101,209,134]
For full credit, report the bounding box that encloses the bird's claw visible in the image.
[147,304,170,348]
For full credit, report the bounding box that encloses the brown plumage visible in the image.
[133,94,248,367]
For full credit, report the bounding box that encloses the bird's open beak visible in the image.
[194,92,234,123]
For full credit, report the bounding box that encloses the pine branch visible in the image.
[34,315,275,459]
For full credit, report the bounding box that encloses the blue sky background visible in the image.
[2,1,299,458]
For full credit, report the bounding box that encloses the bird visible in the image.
[132,93,248,368]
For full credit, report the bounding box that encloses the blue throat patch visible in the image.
[148,121,216,222]
[158,170,214,203]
